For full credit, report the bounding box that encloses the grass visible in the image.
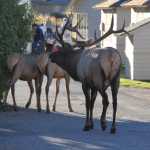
[120,78,150,89]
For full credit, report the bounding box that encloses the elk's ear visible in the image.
[7,53,21,71]
[36,53,49,73]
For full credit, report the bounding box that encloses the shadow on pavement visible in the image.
[0,108,150,150]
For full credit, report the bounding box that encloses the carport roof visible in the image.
[93,0,128,9]
[121,0,150,7]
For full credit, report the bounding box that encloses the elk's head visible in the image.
[49,15,79,64]
[50,15,127,64]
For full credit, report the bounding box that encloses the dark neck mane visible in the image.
[62,49,83,81]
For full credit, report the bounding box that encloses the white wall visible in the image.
[70,0,101,39]
[131,8,150,23]
[117,8,131,64]
[125,35,134,79]
[133,23,150,80]
[100,9,117,48]
[99,6,150,80]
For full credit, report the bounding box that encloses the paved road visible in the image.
[1,78,150,150]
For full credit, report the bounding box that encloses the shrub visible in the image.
[0,0,33,104]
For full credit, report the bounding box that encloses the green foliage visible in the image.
[0,0,33,104]
[120,78,150,89]
[0,0,33,54]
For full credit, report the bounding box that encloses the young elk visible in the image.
[45,43,73,112]
[50,16,126,134]
[4,49,73,112]
[4,53,48,112]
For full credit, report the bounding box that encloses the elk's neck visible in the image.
[59,50,83,81]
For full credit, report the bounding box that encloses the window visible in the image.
[66,12,88,41]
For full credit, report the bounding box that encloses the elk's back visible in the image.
[77,47,121,88]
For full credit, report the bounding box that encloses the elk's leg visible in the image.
[110,76,120,134]
[3,88,10,105]
[65,75,73,112]
[99,91,109,131]
[45,74,53,113]
[82,83,91,131]
[52,79,60,112]
[25,81,34,108]
[11,84,17,111]
[89,89,97,129]
[35,76,43,112]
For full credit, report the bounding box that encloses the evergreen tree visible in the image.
[0,0,33,102]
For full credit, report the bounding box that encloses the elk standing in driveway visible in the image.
[50,16,126,133]
[4,52,49,112]
[44,42,73,112]
[4,47,74,112]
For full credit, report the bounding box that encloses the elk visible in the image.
[44,43,73,112]
[4,49,74,112]
[49,16,126,134]
[4,52,49,112]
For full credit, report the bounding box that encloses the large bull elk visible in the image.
[50,16,126,134]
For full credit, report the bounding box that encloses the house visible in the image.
[121,0,150,80]
[19,0,72,53]
[93,0,131,63]
[21,0,101,41]
[65,0,101,40]
[31,0,70,14]
[94,0,150,80]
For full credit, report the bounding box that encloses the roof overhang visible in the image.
[121,0,150,8]
[93,0,117,9]
[93,0,128,9]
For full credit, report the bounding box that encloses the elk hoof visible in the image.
[83,124,93,131]
[101,121,107,131]
[110,127,116,134]
[83,126,90,131]
[90,124,94,130]
[37,108,41,112]
[14,107,18,112]
[52,107,56,112]
[46,109,50,113]
[69,108,74,112]
[25,103,30,109]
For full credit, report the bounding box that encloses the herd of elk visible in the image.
[3,44,73,113]
[3,14,127,134]
[49,16,126,134]
[3,16,85,113]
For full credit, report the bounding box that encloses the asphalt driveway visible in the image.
[0,78,150,150]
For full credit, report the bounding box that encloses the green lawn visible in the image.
[120,78,150,89]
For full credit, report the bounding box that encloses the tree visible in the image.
[0,0,33,103]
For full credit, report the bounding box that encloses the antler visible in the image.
[72,29,98,48]
[72,37,93,48]
[54,16,70,45]
[73,15,127,48]
[55,14,85,46]
[94,29,97,40]
[66,17,85,39]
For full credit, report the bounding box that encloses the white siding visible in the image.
[69,0,101,39]
[100,9,117,48]
[134,8,150,23]
[133,23,150,80]
[116,8,131,63]
[125,35,134,79]
[99,5,150,80]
